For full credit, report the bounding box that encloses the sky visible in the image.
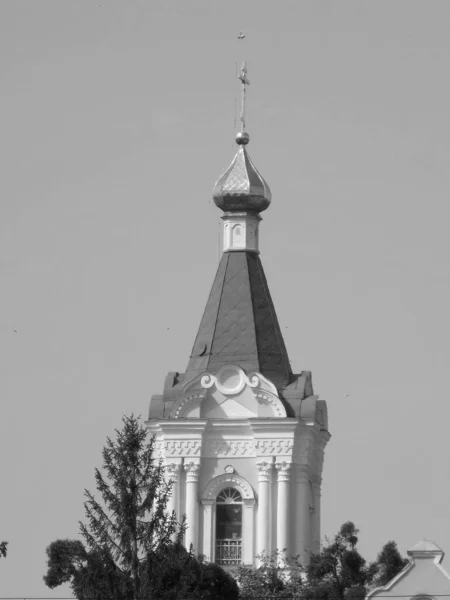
[1,0,450,596]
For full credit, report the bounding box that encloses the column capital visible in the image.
[184,461,201,483]
[256,460,273,482]
[166,462,181,482]
[200,499,215,507]
[275,461,292,482]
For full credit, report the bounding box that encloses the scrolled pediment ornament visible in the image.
[201,365,259,395]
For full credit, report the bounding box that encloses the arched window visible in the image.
[215,488,242,565]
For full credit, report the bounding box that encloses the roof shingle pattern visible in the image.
[186,251,292,389]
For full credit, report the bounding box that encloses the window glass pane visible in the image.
[216,504,242,539]
[216,488,243,503]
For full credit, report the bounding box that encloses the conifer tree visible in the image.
[79,414,183,600]
[45,414,184,600]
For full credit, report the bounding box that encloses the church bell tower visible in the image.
[147,63,330,568]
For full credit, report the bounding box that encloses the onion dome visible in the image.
[213,132,272,213]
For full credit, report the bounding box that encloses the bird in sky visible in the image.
[238,32,246,39]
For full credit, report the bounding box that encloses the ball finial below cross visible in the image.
[236,131,250,145]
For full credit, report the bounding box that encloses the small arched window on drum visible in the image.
[231,224,244,249]
[215,488,243,565]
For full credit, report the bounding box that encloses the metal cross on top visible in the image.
[238,61,250,131]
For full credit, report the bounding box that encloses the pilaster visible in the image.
[256,460,273,558]
[275,461,292,558]
[311,479,321,554]
[200,499,214,561]
[165,460,182,517]
[295,464,311,566]
[242,498,256,565]
[184,460,200,552]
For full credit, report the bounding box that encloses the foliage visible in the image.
[305,522,367,600]
[305,523,408,600]
[235,550,305,600]
[0,541,7,558]
[44,414,236,600]
[236,524,408,600]
[44,538,238,600]
[147,543,239,600]
[44,538,121,600]
[367,541,409,588]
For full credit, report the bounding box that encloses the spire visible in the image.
[185,252,292,389]
[184,62,292,389]
[213,62,271,217]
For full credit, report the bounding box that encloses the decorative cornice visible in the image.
[163,440,202,457]
[255,439,294,456]
[204,439,256,457]
[153,439,165,459]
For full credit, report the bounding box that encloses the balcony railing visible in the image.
[215,539,242,565]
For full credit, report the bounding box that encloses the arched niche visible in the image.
[200,472,255,566]
[202,472,255,501]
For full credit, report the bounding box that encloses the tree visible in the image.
[44,414,237,600]
[230,523,409,600]
[44,538,238,600]
[305,522,367,600]
[0,541,7,558]
[305,523,408,600]
[147,542,238,600]
[367,541,409,588]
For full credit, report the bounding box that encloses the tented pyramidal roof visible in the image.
[185,251,292,389]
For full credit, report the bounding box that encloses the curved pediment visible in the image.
[169,365,287,419]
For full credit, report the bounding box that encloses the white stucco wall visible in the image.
[367,542,450,600]
[147,364,330,567]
